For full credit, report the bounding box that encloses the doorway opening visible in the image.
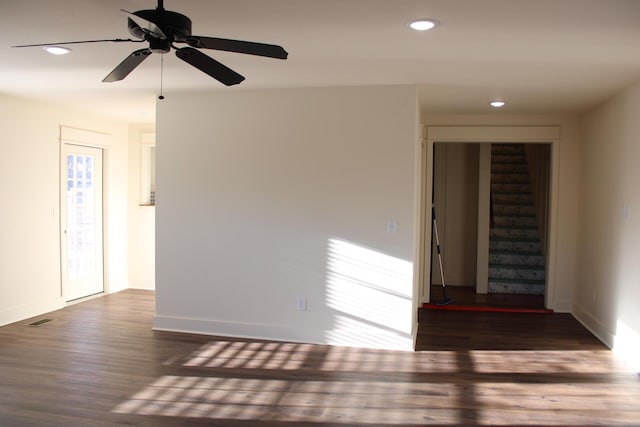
[420,126,559,311]
[430,142,550,310]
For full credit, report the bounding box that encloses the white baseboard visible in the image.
[153,315,414,351]
[551,298,572,313]
[154,315,315,344]
[573,302,640,373]
[0,297,65,327]
[127,279,155,290]
[107,278,129,294]
[572,301,615,348]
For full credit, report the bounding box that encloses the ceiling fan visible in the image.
[12,0,288,86]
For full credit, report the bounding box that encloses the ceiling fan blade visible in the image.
[12,39,142,48]
[121,9,167,39]
[185,36,288,60]
[103,48,152,82]
[175,47,245,86]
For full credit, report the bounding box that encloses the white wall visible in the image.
[128,124,156,290]
[576,82,640,370]
[422,114,582,312]
[0,93,129,326]
[155,85,419,350]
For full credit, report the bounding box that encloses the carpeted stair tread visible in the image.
[489,263,545,270]
[491,225,539,230]
[489,143,546,295]
[492,200,536,206]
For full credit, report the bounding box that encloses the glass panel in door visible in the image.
[61,145,104,301]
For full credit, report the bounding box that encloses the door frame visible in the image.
[60,144,105,301]
[59,126,111,300]
[417,126,560,309]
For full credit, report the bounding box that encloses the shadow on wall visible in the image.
[324,238,413,350]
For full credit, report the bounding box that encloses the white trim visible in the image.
[421,125,560,310]
[154,315,304,343]
[552,299,572,313]
[572,301,615,348]
[153,315,414,351]
[419,138,434,302]
[60,144,105,301]
[574,302,640,372]
[139,134,156,205]
[426,126,560,142]
[60,126,111,147]
[476,144,491,294]
[59,125,111,300]
[0,297,65,327]
[544,141,561,309]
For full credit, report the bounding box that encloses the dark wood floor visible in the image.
[1,290,639,426]
[429,285,546,310]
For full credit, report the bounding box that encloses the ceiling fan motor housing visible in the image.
[127,9,193,42]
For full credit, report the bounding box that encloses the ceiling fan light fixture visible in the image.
[43,46,71,55]
[490,100,506,108]
[409,19,438,31]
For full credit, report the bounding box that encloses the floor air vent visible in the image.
[27,318,54,327]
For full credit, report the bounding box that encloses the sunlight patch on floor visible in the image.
[112,372,633,425]
[181,339,460,372]
[614,319,640,373]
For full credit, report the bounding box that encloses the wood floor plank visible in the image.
[1,289,639,426]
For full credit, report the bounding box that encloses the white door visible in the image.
[61,144,104,301]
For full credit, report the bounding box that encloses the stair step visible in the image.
[490,252,544,266]
[489,265,545,281]
[492,183,532,193]
[493,200,533,207]
[488,280,545,295]
[492,154,526,164]
[492,190,534,195]
[494,212,537,218]
[492,193,534,204]
[493,215,538,227]
[489,239,542,253]
[492,164,529,173]
[493,204,537,215]
[491,227,540,239]
[491,144,524,155]
[492,224,539,230]
[491,173,530,184]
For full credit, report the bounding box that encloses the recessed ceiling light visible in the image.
[43,46,71,55]
[490,101,506,108]
[409,19,438,31]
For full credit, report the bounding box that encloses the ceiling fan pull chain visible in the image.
[159,53,165,100]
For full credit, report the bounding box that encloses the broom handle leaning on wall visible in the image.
[432,203,446,288]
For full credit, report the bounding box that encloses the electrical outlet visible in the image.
[296,297,307,311]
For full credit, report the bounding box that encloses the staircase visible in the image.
[488,144,545,295]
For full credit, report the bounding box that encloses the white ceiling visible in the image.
[2,0,640,122]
